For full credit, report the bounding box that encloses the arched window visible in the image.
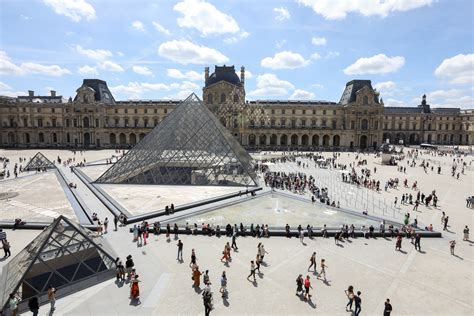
[363,96,369,105]
[233,94,239,102]
[361,119,368,130]
[220,93,226,103]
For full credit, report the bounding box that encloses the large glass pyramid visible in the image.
[96,93,258,186]
[24,152,56,171]
[0,216,117,311]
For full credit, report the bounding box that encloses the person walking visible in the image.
[395,235,402,251]
[317,259,327,281]
[104,217,109,233]
[258,243,268,263]
[299,229,304,243]
[354,291,362,316]
[2,239,11,257]
[384,298,393,316]
[177,240,183,261]
[203,270,210,285]
[450,240,456,255]
[414,234,421,251]
[308,252,317,272]
[231,232,238,250]
[247,261,256,282]
[47,285,56,311]
[220,271,227,298]
[345,285,355,311]
[296,274,304,296]
[130,275,141,303]
[193,265,202,288]
[114,215,119,231]
[304,275,313,300]
[125,255,134,278]
[463,225,469,241]
[443,216,449,231]
[203,287,213,316]
[190,249,197,267]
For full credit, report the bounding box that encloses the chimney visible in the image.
[50,90,56,97]
[28,90,34,97]
[240,66,245,86]
[204,67,209,84]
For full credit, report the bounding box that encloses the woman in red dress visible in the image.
[130,275,141,302]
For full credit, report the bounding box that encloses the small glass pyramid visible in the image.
[24,152,56,171]
[96,93,258,186]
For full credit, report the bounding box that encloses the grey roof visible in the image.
[431,108,461,114]
[249,100,337,106]
[339,80,377,105]
[384,107,423,114]
[74,79,115,104]
[206,65,241,87]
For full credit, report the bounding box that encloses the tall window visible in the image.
[23,118,28,127]
[361,119,368,130]
[37,119,43,127]
[233,94,238,102]
[220,93,226,102]
[208,94,213,104]
[363,96,369,105]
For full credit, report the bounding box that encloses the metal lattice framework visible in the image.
[0,216,117,310]
[96,93,258,186]
[24,152,56,171]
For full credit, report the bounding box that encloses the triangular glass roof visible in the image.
[24,152,56,171]
[0,216,116,310]
[96,93,258,186]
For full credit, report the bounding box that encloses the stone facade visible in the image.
[1,66,473,149]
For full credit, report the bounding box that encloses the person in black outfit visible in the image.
[414,234,421,251]
[354,291,362,316]
[231,233,238,250]
[203,290,212,316]
[384,298,393,316]
[28,297,39,316]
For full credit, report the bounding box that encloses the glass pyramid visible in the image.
[96,93,258,186]
[0,216,117,311]
[24,152,56,171]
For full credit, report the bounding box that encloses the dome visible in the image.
[206,65,241,87]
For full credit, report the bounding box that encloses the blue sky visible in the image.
[0,0,473,108]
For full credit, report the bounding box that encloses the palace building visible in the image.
[1,65,473,149]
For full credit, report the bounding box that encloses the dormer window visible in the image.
[363,95,369,105]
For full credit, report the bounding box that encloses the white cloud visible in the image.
[75,45,113,60]
[434,54,474,84]
[275,39,287,49]
[111,80,200,99]
[174,0,240,36]
[310,52,321,60]
[344,54,405,75]
[297,0,433,20]
[0,82,12,90]
[20,14,32,20]
[374,81,396,92]
[290,89,315,100]
[274,7,291,21]
[43,0,96,22]
[248,73,295,97]
[99,61,124,72]
[158,40,229,65]
[223,31,250,44]
[152,21,171,35]
[132,20,146,31]
[261,51,311,69]
[166,69,202,81]
[244,70,253,79]
[326,51,340,58]
[0,51,71,76]
[426,89,474,108]
[78,65,98,75]
[311,36,327,46]
[0,82,26,97]
[132,65,153,76]
[116,51,124,57]
[311,83,324,89]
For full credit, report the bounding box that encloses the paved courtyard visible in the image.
[0,148,473,315]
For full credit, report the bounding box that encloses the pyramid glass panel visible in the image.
[0,216,117,311]
[96,93,258,186]
[24,152,56,171]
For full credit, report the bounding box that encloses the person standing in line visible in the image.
[450,240,456,255]
[220,271,227,298]
[308,252,317,272]
[354,291,362,316]
[47,285,56,311]
[113,215,118,231]
[296,274,303,296]
[317,259,327,281]
[2,239,11,257]
[247,261,256,282]
[384,298,393,316]
[304,275,313,300]
[345,285,355,311]
[104,217,109,234]
[463,225,469,241]
[177,240,183,261]
[414,234,421,251]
